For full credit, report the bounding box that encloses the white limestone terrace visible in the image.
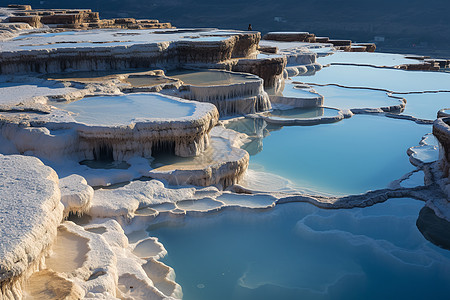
[0,28,262,74]
[89,179,278,221]
[164,69,271,115]
[1,28,247,50]
[0,93,219,161]
[258,39,323,79]
[0,154,63,299]
[250,106,347,126]
[0,26,449,300]
[0,75,85,110]
[268,81,324,109]
[22,218,180,299]
[0,8,33,40]
[148,126,249,188]
[40,68,271,116]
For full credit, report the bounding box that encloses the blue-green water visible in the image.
[317,52,420,67]
[281,84,320,99]
[229,115,430,195]
[297,65,450,93]
[399,92,450,120]
[310,85,400,110]
[166,69,253,86]
[56,94,195,125]
[268,107,339,119]
[148,198,450,300]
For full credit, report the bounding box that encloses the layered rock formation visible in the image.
[167,70,271,115]
[3,4,172,30]
[262,31,376,52]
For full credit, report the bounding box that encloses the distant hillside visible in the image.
[11,0,450,57]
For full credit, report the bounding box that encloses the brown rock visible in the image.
[7,4,31,10]
[263,32,310,42]
[315,37,330,43]
[353,43,376,52]
[328,39,352,46]
[258,45,278,54]
[7,15,42,28]
[350,46,367,52]
[40,13,83,25]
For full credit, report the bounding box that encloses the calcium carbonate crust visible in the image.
[0,93,219,161]
[0,154,63,299]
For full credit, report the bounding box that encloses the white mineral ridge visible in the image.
[81,219,178,299]
[0,154,63,294]
[90,180,196,218]
[59,174,94,217]
[59,221,117,298]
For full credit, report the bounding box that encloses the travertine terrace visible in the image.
[0,4,449,300]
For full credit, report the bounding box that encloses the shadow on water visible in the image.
[416,206,450,251]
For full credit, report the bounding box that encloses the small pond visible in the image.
[56,94,195,126]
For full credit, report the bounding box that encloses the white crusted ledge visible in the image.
[0,154,63,299]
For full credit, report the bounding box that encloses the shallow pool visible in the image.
[166,70,255,86]
[267,107,339,119]
[280,84,321,99]
[56,94,195,126]
[310,85,401,110]
[399,92,450,120]
[45,70,140,82]
[317,52,421,67]
[148,198,450,300]
[229,115,430,195]
[123,75,173,87]
[297,65,450,93]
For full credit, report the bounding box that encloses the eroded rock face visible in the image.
[0,154,63,299]
[232,55,286,88]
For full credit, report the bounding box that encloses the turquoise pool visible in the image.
[228,115,431,195]
[148,198,450,300]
